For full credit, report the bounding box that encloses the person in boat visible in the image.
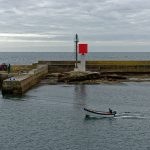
[109,108,112,114]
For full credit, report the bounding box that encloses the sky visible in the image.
[0,0,150,52]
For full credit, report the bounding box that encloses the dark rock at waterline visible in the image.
[100,75,127,81]
[47,71,127,84]
[58,71,101,82]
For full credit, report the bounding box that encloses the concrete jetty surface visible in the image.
[2,65,48,95]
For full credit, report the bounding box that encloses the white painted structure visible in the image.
[74,42,88,72]
[76,54,86,71]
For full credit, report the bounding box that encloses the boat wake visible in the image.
[84,112,148,120]
[114,112,147,119]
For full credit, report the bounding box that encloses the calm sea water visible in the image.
[0,52,150,64]
[0,52,150,150]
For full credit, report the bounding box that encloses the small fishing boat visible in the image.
[84,107,117,118]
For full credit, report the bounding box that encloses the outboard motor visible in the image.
[113,111,117,116]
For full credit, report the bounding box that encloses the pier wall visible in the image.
[2,60,150,95]
[0,72,8,87]
[38,60,150,74]
[0,65,35,87]
[2,65,48,95]
[11,64,37,73]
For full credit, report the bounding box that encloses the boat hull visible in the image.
[84,108,116,118]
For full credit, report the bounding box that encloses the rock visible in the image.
[46,73,62,78]
[58,71,101,83]
[47,71,127,84]
[45,73,61,84]
[100,75,127,80]
[48,77,58,84]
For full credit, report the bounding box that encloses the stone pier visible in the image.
[2,64,48,95]
[2,60,150,95]
[38,60,150,74]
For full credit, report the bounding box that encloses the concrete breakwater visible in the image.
[1,60,150,95]
[2,64,48,95]
[38,60,150,74]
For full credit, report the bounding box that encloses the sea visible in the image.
[0,52,150,150]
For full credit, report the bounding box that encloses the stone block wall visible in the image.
[2,64,48,95]
[38,60,150,74]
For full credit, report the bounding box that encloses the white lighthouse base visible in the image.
[74,55,86,72]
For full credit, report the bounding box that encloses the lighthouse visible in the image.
[74,34,88,72]
[78,43,88,71]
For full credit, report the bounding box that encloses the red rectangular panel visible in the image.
[79,44,88,55]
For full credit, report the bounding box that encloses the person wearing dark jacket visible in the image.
[109,108,112,113]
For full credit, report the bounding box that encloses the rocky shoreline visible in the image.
[44,70,150,85]
[45,71,128,84]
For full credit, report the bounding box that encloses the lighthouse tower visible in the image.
[78,44,88,71]
[74,34,88,72]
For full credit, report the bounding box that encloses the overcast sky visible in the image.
[0,0,150,52]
